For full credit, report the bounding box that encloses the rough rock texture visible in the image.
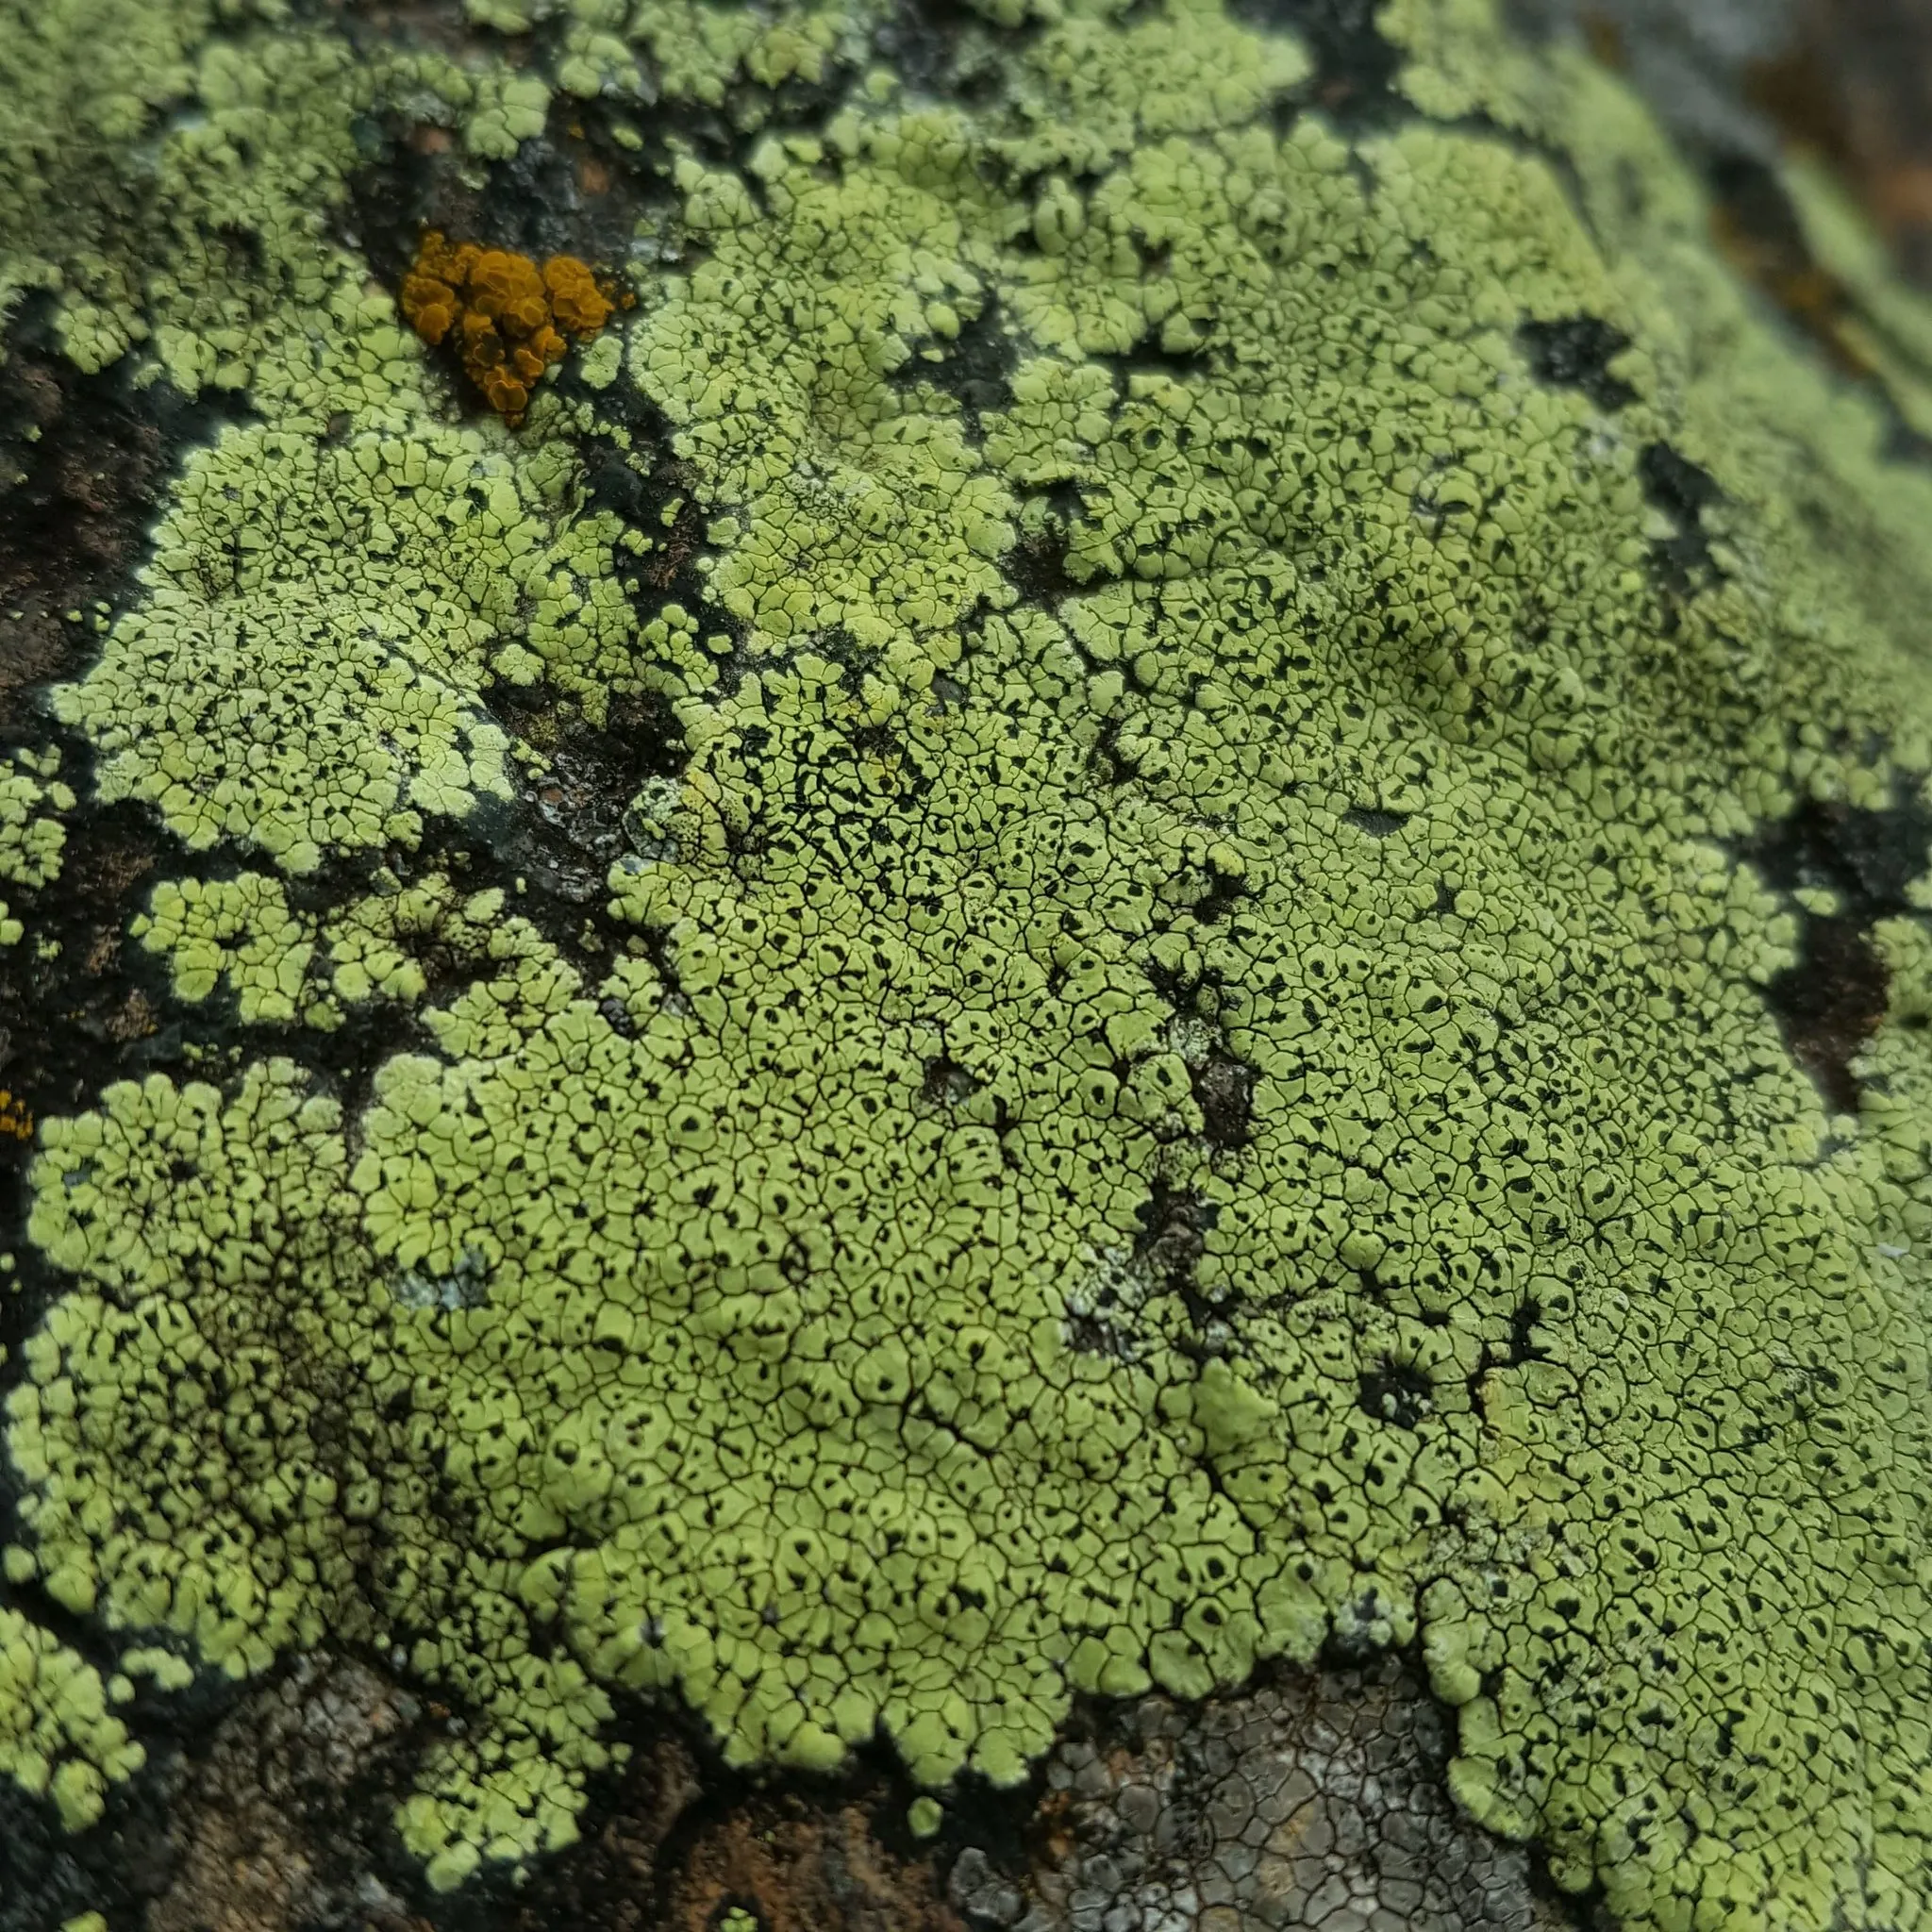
[947,1659,1578,1932]
[1509,0,1932,441]
[137,1648,1581,1932]
[149,1652,430,1932]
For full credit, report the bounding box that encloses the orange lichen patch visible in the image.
[399,231,625,424]
[543,255,614,335]
[0,1091,33,1142]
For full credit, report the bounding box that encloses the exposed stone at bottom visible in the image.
[948,1658,1577,1932]
[140,1652,1581,1932]
[148,1652,431,1932]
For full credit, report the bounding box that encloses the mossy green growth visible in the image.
[135,873,317,1023]
[3,15,640,871]
[0,2,374,377]
[486,0,875,113]
[0,1,639,874]
[134,871,528,1025]
[14,0,1932,1924]
[55,400,636,870]
[0,0,249,363]
[0,0,578,371]
[1778,155,1932,441]
[0,1607,142,1829]
[460,66,555,159]
[118,1647,195,1694]
[0,747,73,947]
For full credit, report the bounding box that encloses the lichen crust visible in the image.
[6,0,1932,1925]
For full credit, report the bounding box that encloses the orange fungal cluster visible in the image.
[400,231,622,423]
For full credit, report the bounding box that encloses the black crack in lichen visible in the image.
[874,0,1018,109]
[1132,1183,1223,1336]
[0,791,170,1131]
[1517,315,1638,410]
[1741,787,1932,1113]
[1233,0,1405,129]
[895,291,1018,429]
[1342,804,1413,838]
[1359,1356,1435,1430]
[489,684,689,909]
[0,302,251,718]
[0,302,269,1233]
[1635,439,1726,597]
[1191,1047,1258,1150]
[1001,511,1084,612]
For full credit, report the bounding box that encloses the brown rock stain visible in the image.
[667,1802,966,1932]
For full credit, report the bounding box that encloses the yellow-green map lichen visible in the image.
[8,0,1932,1924]
[132,870,506,1024]
[0,747,72,948]
[0,1607,141,1831]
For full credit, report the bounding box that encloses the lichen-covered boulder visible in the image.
[5,0,1932,1925]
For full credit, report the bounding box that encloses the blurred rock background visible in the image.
[1514,0,1932,284]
